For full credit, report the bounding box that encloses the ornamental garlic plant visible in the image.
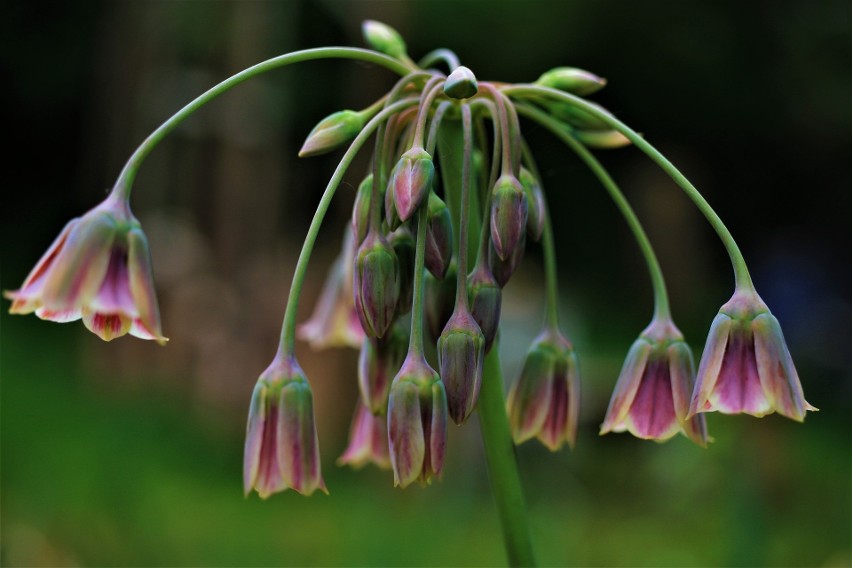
[6,19,816,567]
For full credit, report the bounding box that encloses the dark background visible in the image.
[2,1,850,566]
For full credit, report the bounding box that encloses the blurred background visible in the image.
[2,1,850,566]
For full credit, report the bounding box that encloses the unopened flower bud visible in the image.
[384,176,403,231]
[488,236,526,288]
[353,230,399,338]
[601,318,708,445]
[490,174,529,261]
[338,401,391,470]
[535,67,607,96]
[243,355,327,498]
[359,323,408,414]
[467,264,502,353]
[546,100,613,131]
[690,289,816,422]
[352,175,375,244]
[519,168,545,242]
[388,227,415,315]
[425,263,457,344]
[444,66,479,99]
[573,129,631,149]
[362,20,408,59]
[299,110,365,158]
[425,193,454,279]
[389,147,435,222]
[507,329,580,451]
[438,308,485,424]
[388,353,448,487]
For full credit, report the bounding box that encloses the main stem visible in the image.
[516,104,671,321]
[479,342,536,567]
[278,99,417,355]
[503,85,754,291]
[111,47,413,200]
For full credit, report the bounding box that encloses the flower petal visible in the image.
[709,322,772,416]
[41,212,117,311]
[624,358,680,441]
[752,313,816,421]
[243,382,268,495]
[600,338,652,434]
[668,342,709,446]
[690,313,732,416]
[127,228,166,344]
[82,310,132,341]
[5,219,80,314]
[388,380,425,488]
[278,381,327,496]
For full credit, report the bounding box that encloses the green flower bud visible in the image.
[362,20,408,59]
[390,147,435,222]
[444,66,478,99]
[388,226,415,315]
[352,175,375,244]
[438,308,485,424]
[536,66,607,96]
[519,167,545,242]
[548,102,611,131]
[467,263,502,354]
[490,174,528,261]
[353,230,399,338]
[425,193,454,279]
[299,110,365,158]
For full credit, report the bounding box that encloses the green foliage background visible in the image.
[2,1,850,566]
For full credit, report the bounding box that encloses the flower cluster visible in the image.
[7,20,814,501]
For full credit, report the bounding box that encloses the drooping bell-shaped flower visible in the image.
[600,318,708,445]
[353,229,399,338]
[438,307,485,425]
[298,230,365,349]
[243,354,327,498]
[387,353,448,488]
[6,195,166,343]
[506,328,580,451]
[689,289,816,421]
[338,400,391,470]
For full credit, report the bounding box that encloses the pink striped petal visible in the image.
[388,380,425,488]
[624,358,680,441]
[243,382,268,495]
[668,342,708,446]
[127,228,166,344]
[82,310,132,341]
[690,313,732,416]
[278,381,327,496]
[337,402,390,470]
[601,339,652,434]
[708,323,772,416]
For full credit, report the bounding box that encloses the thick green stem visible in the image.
[407,205,430,356]
[111,47,413,200]
[503,85,754,291]
[479,342,536,567]
[516,104,671,321]
[278,99,417,356]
